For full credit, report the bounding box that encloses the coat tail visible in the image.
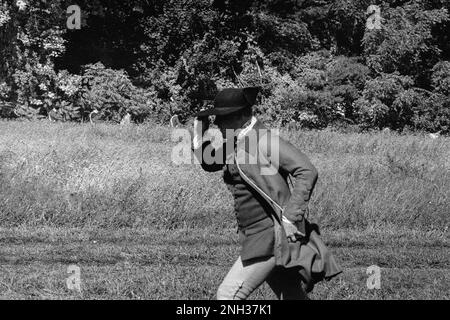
[279,223,343,293]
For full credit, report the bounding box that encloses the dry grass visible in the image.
[0,120,448,231]
[0,120,449,299]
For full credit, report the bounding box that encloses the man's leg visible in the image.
[217,256,276,300]
[266,266,308,300]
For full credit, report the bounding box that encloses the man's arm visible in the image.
[272,135,319,223]
[277,136,318,239]
[191,117,225,172]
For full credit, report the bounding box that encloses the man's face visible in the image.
[214,112,243,137]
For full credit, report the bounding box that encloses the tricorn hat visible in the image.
[195,86,260,117]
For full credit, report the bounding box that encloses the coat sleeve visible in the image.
[270,135,318,223]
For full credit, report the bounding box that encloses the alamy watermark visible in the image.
[66,264,81,293]
[366,265,381,290]
[63,4,382,31]
[66,5,81,30]
[171,127,280,176]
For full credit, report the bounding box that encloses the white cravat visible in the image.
[193,116,257,149]
[236,116,257,141]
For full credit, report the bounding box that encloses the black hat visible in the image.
[195,86,260,117]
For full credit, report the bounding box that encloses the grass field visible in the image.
[0,120,449,299]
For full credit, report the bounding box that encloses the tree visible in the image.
[362,2,449,87]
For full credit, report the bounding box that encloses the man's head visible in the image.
[195,86,259,137]
[214,106,252,137]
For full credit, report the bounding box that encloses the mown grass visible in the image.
[0,227,448,300]
[0,120,449,299]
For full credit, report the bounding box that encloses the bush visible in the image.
[326,56,370,120]
[257,71,311,126]
[411,92,450,134]
[79,63,155,123]
[48,70,83,121]
[354,73,415,129]
[0,1,67,119]
[362,3,449,80]
[0,82,14,118]
[431,61,450,96]
[253,52,369,129]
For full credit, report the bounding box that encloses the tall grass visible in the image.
[0,120,448,232]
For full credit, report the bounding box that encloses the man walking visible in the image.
[192,86,341,300]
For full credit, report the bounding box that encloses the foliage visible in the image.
[431,61,450,96]
[79,63,154,123]
[0,0,67,119]
[355,71,450,133]
[362,2,449,83]
[0,0,449,132]
[354,73,415,129]
[410,92,450,134]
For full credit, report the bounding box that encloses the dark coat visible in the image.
[223,162,276,261]
[193,118,342,290]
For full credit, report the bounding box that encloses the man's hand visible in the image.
[192,116,209,149]
[282,216,306,243]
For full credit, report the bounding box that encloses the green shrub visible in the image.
[0,81,14,118]
[79,63,155,123]
[431,61,450,96]
[0,1,67,119]
[326,56,370,120]
[362,3,449,80]
[354,73,415,129]
[411,92,450,134]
